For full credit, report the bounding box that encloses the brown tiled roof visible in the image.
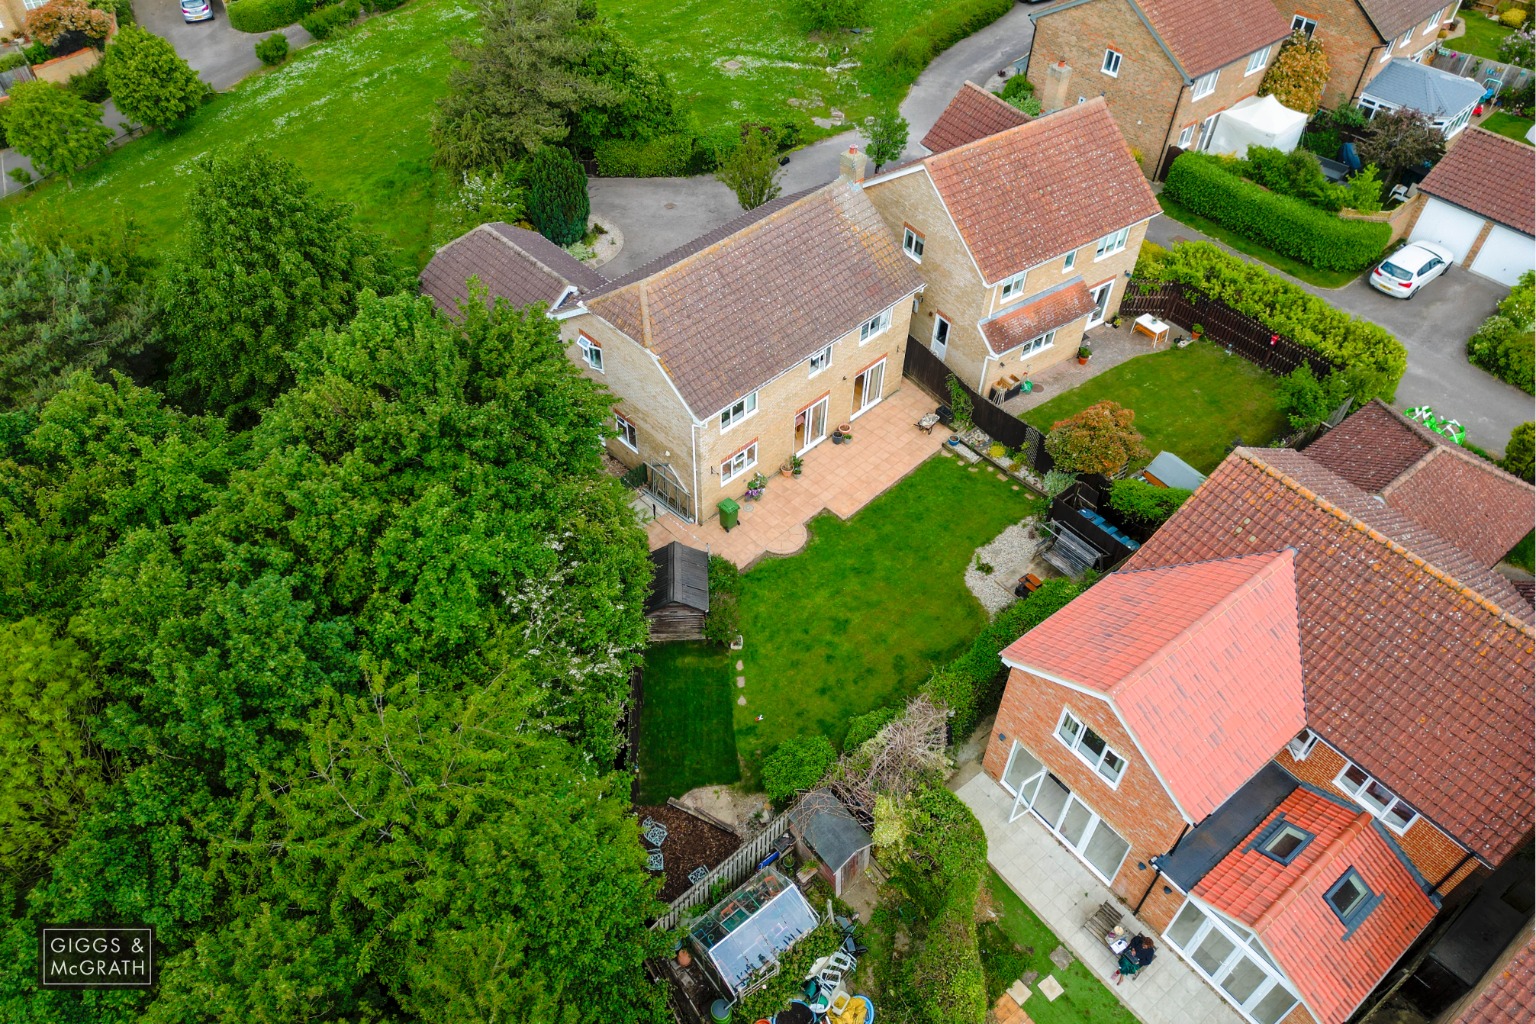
[1358,0,1455,42]
[920,81,1031,155]
[1304,400,1536,569]
[1455,932,1536,1024]
[919,99,1160,284]
[583,182,924,418]
[1122,446,1536,866]
[979,279,1094,354]
[1132,0,1292,78]
[1418,129,1536,237]
[419,223,607,317]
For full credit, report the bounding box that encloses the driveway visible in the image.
[591,5,1036,278]
[1148,217,1532,450]
[134,0,309,92]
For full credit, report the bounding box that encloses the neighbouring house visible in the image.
[788,789,873,897]
[421,176,923,527]
[1407,127,1536,286]
[1432,927,1534,1022]
[1270,0,1459,109]
[1021,0,1292,177]
[980,400,1534,1024]
[916,80,1031,155]
[1356,56,1483,137]
[861,96,1161,401]
[645,541,709,642]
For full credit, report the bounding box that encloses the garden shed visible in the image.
[789,790,873,897]
[1139,451,1207,491]
[646,542,709,641]
[686,866,821,999]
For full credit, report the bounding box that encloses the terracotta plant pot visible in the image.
[780,467,793,478]
[677,948,692,968]
[1077,356,1088,365]
[837,424,851,434]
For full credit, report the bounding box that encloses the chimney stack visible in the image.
[839,145,869,183]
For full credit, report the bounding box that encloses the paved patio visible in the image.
[956,773,1246,1024]
[1002,323,1161,419]
[646,387,947,567]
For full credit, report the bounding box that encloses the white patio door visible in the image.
[795,397,828,455]
[999,741,1131,884]
[1087,281,1114,326]
[931,316,950,360]
[852,360,885,418]
[1165,900,1300,1024]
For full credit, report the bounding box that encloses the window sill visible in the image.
[903,251,923,264]
[1054,734,1125,789]
[1093,248,1125,263]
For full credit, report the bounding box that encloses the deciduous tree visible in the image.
[1258,31,1331,114]
[1358,107,1445,187]
[2,81,114,181]
[716,126,782,210]
[25,0,111,47]
[865,107,908,172]
[103,25,206,130]
[1044,400,1150,474]
[1502,421,1534,482]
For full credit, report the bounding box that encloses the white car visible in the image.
[181,0,213,21]
[1370,241,1454,299]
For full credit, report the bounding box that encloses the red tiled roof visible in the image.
[918,99,1161,284]
[1305,400,1536,570]
[1454,932,1536,1024]
[584,182,924,418]
[1002,550,1306,820]
[920,81,1032,155]
[979,280,1095,355]
[1418,129,1536,237]
[1130,0,1292,78]
[1123,446,1536,865]
[1196,788,1440,1024]
[419,223,607,316]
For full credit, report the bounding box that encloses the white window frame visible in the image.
[1292,14,1316,36]
[577,334,604,373]
[1062,250,1077,272]
[1192,69,1220,99]
[858,308,893,344]
[1094,225,1131,260]
[903,227,924,262]
[614,412,638,452]
[808,344,833,376]
[1102,48,1123,77]
[719,392,758,431]
[1285,728,1320,760]
[999,742,1132,885]
[1054,708,1128,786]
[1424,5,1446,32]
[999,271,1028,302]
[21,0,48,9]
[1164,898,1301,1024]
[720,442,758,484]
[1335,761,1419,833]
[1177,123,1197,148]
[1245,46,1271,76]
[1019,330,1056,357]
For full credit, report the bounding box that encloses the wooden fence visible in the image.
[902,340,1055,473]
[650,807,795,932]
[1118,280,1335,378]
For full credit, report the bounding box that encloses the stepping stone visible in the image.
[1038,975,1065,1002]
[735,660,744,670]
[1007,979,1031,1003]
[1049,945,1074,970]
[1020,970,1040,987]
[737,696,747,705]
[1012,485,1020,491]
[736,677,745,688]
[968,466,979,472]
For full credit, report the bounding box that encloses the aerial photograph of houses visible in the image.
[1,0,1533,1017]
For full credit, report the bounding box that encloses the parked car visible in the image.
[181,0,214,22]
[1370,241,1454,299]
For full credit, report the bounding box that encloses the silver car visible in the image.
[181,0,213,22]
[1370,241,1454,299]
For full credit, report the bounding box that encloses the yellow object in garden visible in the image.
[827,998,868,1024]
[1501,7,1527,26]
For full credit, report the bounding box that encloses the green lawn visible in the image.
[1023,341,1289,474]
[1506,530,1535,573]
[981,871,1141,1024]
[1481,111,1535,144]
[636,454,1038,799]
[1448,12,1517,61]
[1157,196,1363,289]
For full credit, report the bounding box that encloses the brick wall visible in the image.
[984,667,1190,902]
[1165,49,1283,167]
[1277,0,1455,107]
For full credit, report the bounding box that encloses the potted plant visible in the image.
[1109,314,1123,329]
[744,473,767,500]
[791,455,803,477]
[1077,343,1092,365]
[780,459,794,479]
[1191,323,1205,340]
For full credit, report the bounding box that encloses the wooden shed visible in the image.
[646,542,710,641]
[789,789,872,897]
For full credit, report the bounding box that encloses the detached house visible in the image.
[1023,0,1292,177]
[861,97,1161,401]
[979,401,1535,1024]
[1272,0,1459,109]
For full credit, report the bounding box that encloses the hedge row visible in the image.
[1137,241,1407,397]
[300,0,359,38]
[1467,270,1535,395]
[1163,151,1390,272]
[228,0,314,33]
[885,0,1012,73]
[593,118,804,178]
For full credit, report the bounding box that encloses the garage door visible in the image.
[1470,225,1536,286]
[1411,199,1486,262]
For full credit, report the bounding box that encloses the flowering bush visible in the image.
[1045,400,1150,475]
[26,0,111,47]
[1499,25,1534,68]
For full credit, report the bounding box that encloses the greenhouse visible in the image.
[688,866,821,997]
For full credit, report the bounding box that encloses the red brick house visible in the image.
[1271,0,1459,109]
[981,402,1534,1024]
[1023,0,1293,177]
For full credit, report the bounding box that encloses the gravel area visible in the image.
[965,520,1054,615]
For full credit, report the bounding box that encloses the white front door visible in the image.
[852,360,885,418]
[1088,281,1114,326]
[795,396,829,454]
[999,741,1131,884]
[931,316,950,360]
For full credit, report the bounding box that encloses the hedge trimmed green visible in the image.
[1138,241,1407,397]
[761,734,836,802]
[885,0,1012,73]
[1467,270,1535,395]
[228,0,313,34]
[300,0,359,38]
[593,133,698,177]
[1108,478,1191,528]
[1163,151,1389,272]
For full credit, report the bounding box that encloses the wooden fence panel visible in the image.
[1120,280,1333,378]
[903,339,1032,450]
[650,808,795,932]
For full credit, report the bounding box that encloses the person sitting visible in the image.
[1113,934,1155,984]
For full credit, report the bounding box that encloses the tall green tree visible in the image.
[160,148,406,421]
[103,25,207,130]
[1502,422,1534,483]
[1358,107,1445,187]
[527,145,590,245]
[716,127,783,210]
[2,81,114,182]
[865,108,908,172]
